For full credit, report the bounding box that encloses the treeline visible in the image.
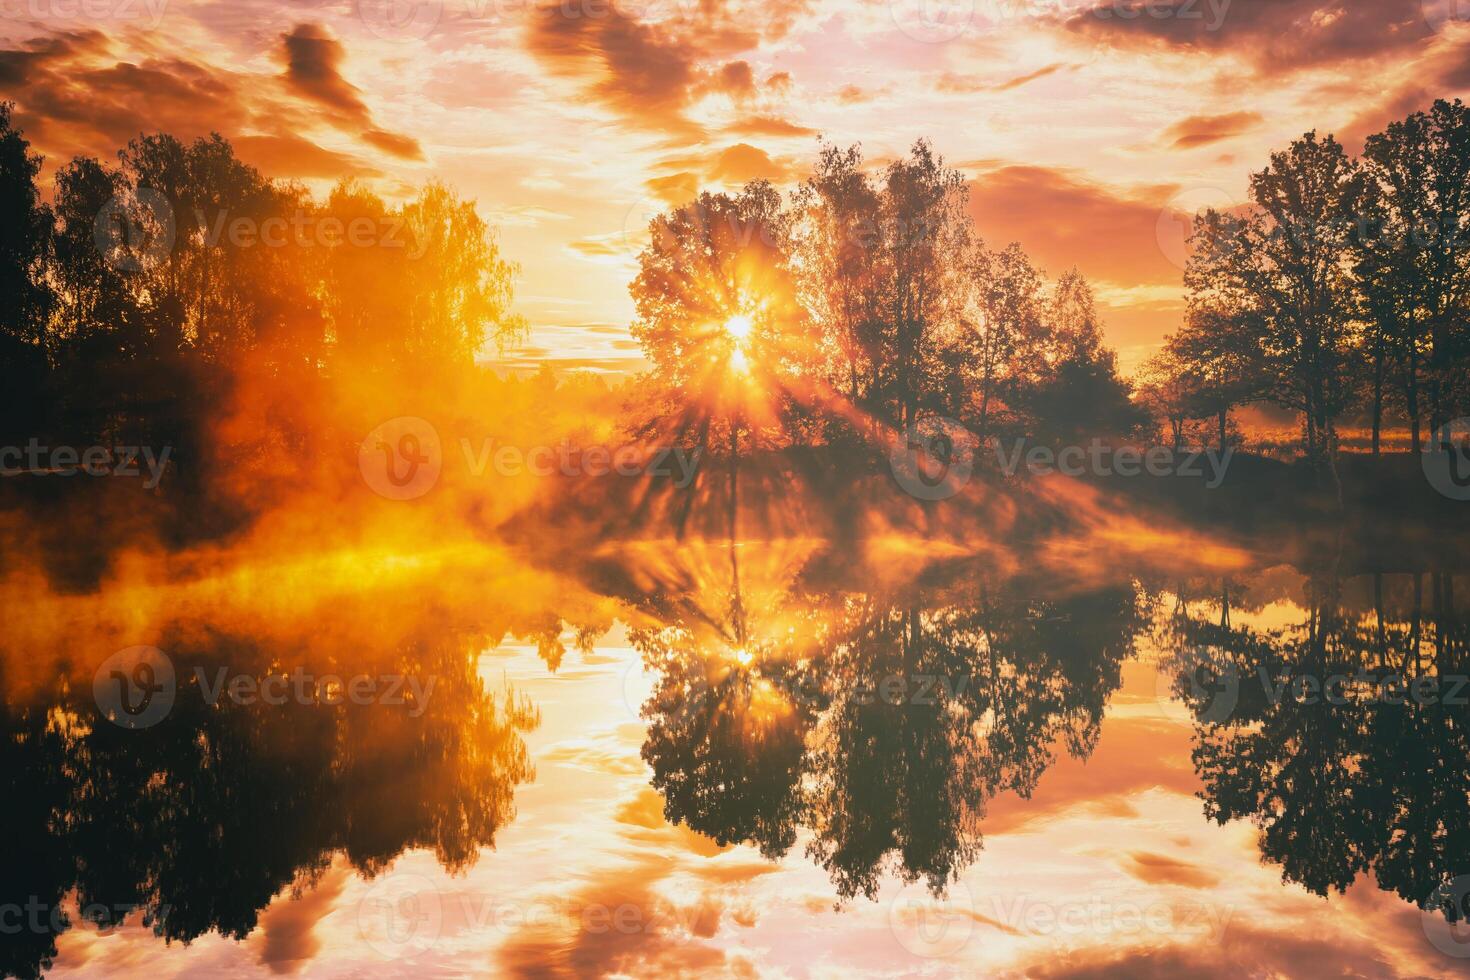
[1142,99,1470,466]
[0,103,524,460]
[6,95,1465,509]
[629,140,1144,452]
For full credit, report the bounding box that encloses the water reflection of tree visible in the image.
[636,570,1144,901]
[0,629,538,980]
[1163,573,1470,911]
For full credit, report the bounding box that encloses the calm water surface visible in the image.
[4,516,1469,978]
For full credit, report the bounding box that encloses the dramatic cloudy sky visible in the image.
[4,0,1469,373]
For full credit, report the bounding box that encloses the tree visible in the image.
[1167,301,1266,453]
[1357,99,1470,450]
[51,157,137,354]
[959,241,1045,435]
[1021,270,1145,442]
[630,181,799,446]
[1136,345,1200,453]
[401,182,525,367]
[1187,132,1361,489]
[0,103,54,438]
[790,142,885,431]
[117,133,191,355]
[0,103,53,350]
[875,140,971,428]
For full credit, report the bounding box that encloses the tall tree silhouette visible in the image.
[0,103,53,440]
[1357,99,1470,449]
[1186,132,1361,486]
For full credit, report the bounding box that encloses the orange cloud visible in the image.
[1121,851,1221,889]
[724,115,816,138]
[967,164,1180,287]
[1066,0,1435,75]
[708,143,788,184]
[255,867,350,974]
[277,23,423,161]
[525,2,708,139]
[1161,110,1262,149]
[940,62,1074,93]
[0,26,413,180]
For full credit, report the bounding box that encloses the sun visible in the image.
[723,313,754,375]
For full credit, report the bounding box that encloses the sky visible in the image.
[4,0,1469,375]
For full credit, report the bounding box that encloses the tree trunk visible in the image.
[1325,419,1343,510]
[1371,348,1383,456]
[1217,407,1227,455]
[1407,349,1422,453]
